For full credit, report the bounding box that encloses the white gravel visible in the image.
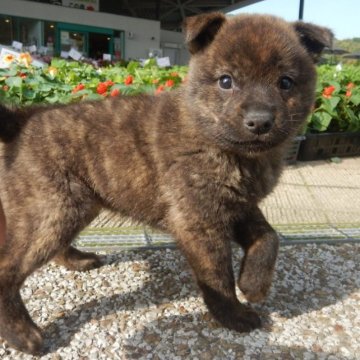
[0,243,359,359]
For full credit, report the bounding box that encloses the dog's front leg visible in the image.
[170,209,261,332]
[234,207,279,303]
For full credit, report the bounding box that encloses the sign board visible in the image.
[156,57,171,67]
[60,51,69,58]
[103,53,112,61]
[12,41,23,51]
[69,48,82,61]
[38,46,48,55]
[61,0,99,11]
[28,45,37,53]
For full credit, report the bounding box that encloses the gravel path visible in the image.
[1,243,359,359]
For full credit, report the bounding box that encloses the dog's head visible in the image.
[183,13,332,154]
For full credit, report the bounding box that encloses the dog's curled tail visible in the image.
[0,104,26,143]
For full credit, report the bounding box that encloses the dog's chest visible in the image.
[237,159,280,201]
[185,151,280,206]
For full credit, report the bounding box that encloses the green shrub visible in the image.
[307,64,360,133]
[0,56,187,106]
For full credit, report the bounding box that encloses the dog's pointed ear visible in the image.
[183,12,226,54]
[293,21,334,63]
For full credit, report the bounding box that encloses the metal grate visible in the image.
[75,223,360,251]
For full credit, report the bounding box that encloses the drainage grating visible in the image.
[75,223,360,251]
[276,224,360,245]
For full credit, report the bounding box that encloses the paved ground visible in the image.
[261,157,360,226]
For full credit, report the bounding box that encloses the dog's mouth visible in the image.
[206,119,289,154]
[227,137,273,152]
[220,128,290,153]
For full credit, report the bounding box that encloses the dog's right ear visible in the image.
[183,12,226,54]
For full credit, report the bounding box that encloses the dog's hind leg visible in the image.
[53,186,102,272]
[0,191,99,354]
[53,245,103,271]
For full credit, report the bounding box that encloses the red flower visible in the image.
[152,79,159,84]
[165,79,174,87]
[18,72,27,79]
[97,82,108,95]
[2,85,9,91]
[345,90,352,98]
[105,80,114,87]
[72,83,85,93]
[346,82,355,90]
[124,75,133,86]
[110,88,120,97]
[155,85,165,94]
[322,85,335,99]
[170,72,179,77]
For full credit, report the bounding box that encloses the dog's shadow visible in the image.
[41,249,197,353]
[40,243,359,355]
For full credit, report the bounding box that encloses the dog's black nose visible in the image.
[244,110,274,135]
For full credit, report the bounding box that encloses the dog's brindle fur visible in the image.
[0,13,331,354]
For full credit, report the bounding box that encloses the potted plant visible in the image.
[298,64,360,160]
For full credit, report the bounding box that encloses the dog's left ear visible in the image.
[293,22,333,63]
[183,12,226,54]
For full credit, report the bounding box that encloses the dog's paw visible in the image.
[1,323,44,355]
[54,247,103,272]
[215,305,262,333]
[68,252,103,272]
[238,271,272,303]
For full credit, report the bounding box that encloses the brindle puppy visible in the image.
[0,13,331,354]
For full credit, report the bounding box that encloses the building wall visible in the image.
[0,0,161,60]
[160,29,190,65]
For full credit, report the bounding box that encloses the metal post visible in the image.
[299,0,305,20]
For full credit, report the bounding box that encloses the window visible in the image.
[0,15,14,45]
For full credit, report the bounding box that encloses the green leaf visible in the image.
[321,96,341,114]
[39,84,53,92]
[329,96,341,109]
[86,93,103,101]
[350,93,360,106]
[45,94,60,104]
[5,76,23,88]
[310,111,332,132]
[23,89,36,99]
[126,61,140,73]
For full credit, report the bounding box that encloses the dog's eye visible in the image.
[279,76,294,90]
[219,75,233,90]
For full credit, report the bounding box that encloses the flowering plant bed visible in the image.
[307,64,360,133]
[0,55,187,106]
[299,64,360,160]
